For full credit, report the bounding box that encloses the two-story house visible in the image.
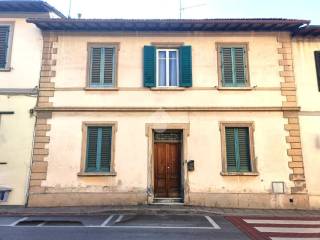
[292,26,320,209]
[26,18,313,209]
[0,0,64,205]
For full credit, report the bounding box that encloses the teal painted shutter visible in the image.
[143,46,156,87]
[179,46,192,87]
[86,126,112,172]
[86,127,99,172]
[90,47,114,87]
[238,127,251,172]
[221,48,234,86]
[234,47,246,86]
[221,47,247,87]
[103,48,115,86]
[100,127,112,172]
[90,48,103,86]
[225,127,251,172]
[225,127,237,172]
[315,51,320,91]
[0,26,10,69]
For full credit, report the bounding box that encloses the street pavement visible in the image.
[0,213,319,239]
[0,214,249,240]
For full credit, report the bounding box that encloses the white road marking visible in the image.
[37,222,46,227]
[244,219,320,225]
[255,226,320,233]
[271,238,320,240]
[0,225,216,230]
[205,216,221,229]
[9,217,28,226]
[100,215,114,226]
[115,215,124,223]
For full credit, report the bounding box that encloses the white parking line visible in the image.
[205,216,221,229]
[115,215,124,223]
[9,217,28,227]
[100,215,114,226]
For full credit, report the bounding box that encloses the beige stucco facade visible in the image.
[292,38,320,209]
[0,16,43,205]
[27,31,311,209]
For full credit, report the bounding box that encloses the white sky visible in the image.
[47,0,319,24]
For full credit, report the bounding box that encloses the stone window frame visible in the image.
[78,121,118,176]
[0,22,15,72]
[216,42,251,90]
[85,42,120,90]
[219,121,258,176]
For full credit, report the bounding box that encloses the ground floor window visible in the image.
[81,122,117,174]
[220,122,256,174]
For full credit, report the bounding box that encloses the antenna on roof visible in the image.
[68,0,72,18]
[179,0,206,19]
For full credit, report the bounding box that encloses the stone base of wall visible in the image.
[28,192,147,207]
[188,192,310,209]
[309,195,320,209]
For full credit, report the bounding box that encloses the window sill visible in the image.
[217,87,253,91]
[150,87,186,91]
[77,172,117,177]
[220,172,259,176]
[0,68,11,72]
[84,87,119,91]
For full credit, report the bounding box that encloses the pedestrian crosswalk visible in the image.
[226,216,320,240]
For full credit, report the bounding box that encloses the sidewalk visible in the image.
[0,205,320,217]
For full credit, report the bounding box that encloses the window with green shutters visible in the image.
[220,122,256,174]
[86,126,113,172]
[89,45,116,88]
[219,44,249,87]
[143,45,192,88]
[0,25,10,69]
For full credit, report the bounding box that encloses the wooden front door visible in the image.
[154,142,181,198]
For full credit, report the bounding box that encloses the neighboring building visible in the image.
[292,26,320,209]
[0,0,64,205]
[25,18,318,209]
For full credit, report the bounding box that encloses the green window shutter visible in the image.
[221,48,234,86]
[100,127,112,172]
[221,47,247,87]
[143,46,156,87]
[225,127,251,172]
[86,126,112,172]
[90,47,115,87]
[179,46,192,87]
[225,127,237,172]
[0,26,10,69]
[237,127,251,172]
[314,51,320,91]
[86,127,99,172]
[234,47,247,86]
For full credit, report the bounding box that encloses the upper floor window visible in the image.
[88,44,118,88]
[0,24,13,70]
[314,51,320,91]
[144,45,192,88]
[157,49,179,87]
[217,44,249,88]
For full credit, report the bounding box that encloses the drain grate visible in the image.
[43,221,83,226]
[17,220,44,226]
[16,220,83,227]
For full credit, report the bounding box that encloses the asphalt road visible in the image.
[0,214,250,240]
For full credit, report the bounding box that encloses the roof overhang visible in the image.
[26,18,310,32]
[0,1,65,18]
[294,25,320,37]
